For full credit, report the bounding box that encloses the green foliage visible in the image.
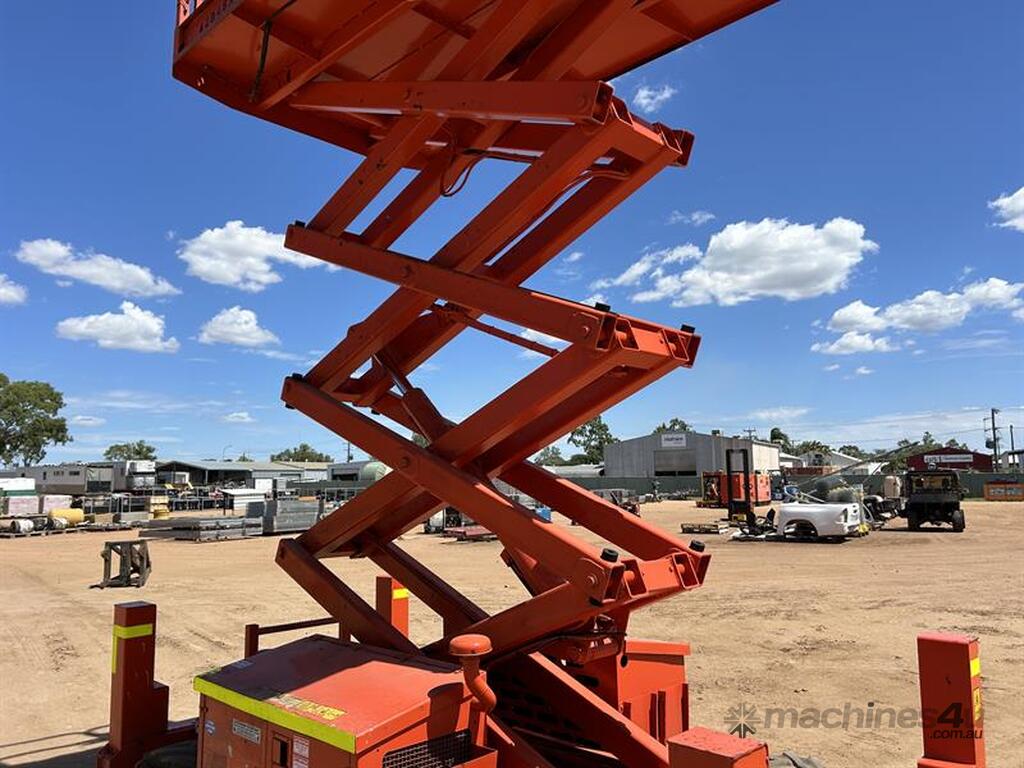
[0,373,71,466]
[534,445,566,466]
[838,444,869,459]
[769,426,792,452]
[411,433,429,448]
[566,453,592,465]
[792,439,830,456]
[104,440,157,461]
[236,453,254,462]
[653,417,692,434]
[270,442,333,462]
[568,416,618,464]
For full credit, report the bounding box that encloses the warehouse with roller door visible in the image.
[603,431,780,478]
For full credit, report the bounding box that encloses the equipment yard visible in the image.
[2,499,1020,768]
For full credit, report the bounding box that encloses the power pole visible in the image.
[743,428,757,440]
[990,408,1000,471]
[1010,424,1017,473]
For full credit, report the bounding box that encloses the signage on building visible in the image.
[922,454,973,465]
[660,433,687,449]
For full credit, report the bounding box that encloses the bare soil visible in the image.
[1,500,1021,768]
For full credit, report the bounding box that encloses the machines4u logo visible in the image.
[724,703,761,737]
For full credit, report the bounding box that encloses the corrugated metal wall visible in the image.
[604,433,780,477]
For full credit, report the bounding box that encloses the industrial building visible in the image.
[155,459,330,489]
[0,462,112,494]
[907,447,994,472]
[603,431,780,478]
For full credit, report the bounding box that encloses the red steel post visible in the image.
[375,575,411,637]
[97,601,182,768]
[917,632,986,768]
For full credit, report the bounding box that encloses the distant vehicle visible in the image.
[775,501,866,541]
[423,507,472,534]
[901,470,965,532]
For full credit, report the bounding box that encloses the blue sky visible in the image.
[1,1,1021,464]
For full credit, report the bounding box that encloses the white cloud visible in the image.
[826,278,1024,335]
[0,274,28,304]
[70,415,106,427]
[199,306,279,347]
[667,210,716,226]
[564,251,583,263]
[67,390,226,414]
[669,218,876,306]
[57,302,180,353]
[251,349,304,361]
[592,254,659,290]
[824,363,840,371]
[592,245,701,293]
[811,331,899,355]
[223,411,255,423]
[178,220,323,292]
[988,186,1024,232]
[749,406,811,421]
[827,299,888,332]
[581,293,608,307]
[16,239,179,297]
[854,366,874,376]
[632,84,677,114]
[599,218,875,308]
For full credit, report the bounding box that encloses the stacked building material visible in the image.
[4,496,39,517]
[140,517,262,542]
[144,495,170,519]
[250,498,323,534]
[221,488,266,513]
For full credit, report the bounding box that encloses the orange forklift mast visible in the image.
[96,2,985,768]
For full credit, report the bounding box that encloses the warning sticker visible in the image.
[293,757,309,768]
[232,719,262,744]
[293,737,309,758]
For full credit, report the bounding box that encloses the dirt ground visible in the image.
[1,499,1021,768]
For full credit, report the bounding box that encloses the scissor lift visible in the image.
[168,2,782,767]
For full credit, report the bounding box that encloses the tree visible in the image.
[534,445,566,466]
[838,444,869,459]
[769,427,792,452]
[792,440,830,456]
[567,453,592,465]
[236,453,254,462]
[270,443,333,462]
[945,438,969,450]
[653,417,692,434]
[104,440,157,461]
[568,416,618,464]
[411,433,429,448]
[921,431,938,448]
[0,373,71,466]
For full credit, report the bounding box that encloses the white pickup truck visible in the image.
[774,501,866,540]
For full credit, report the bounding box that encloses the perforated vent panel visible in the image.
[381,730,472,768]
